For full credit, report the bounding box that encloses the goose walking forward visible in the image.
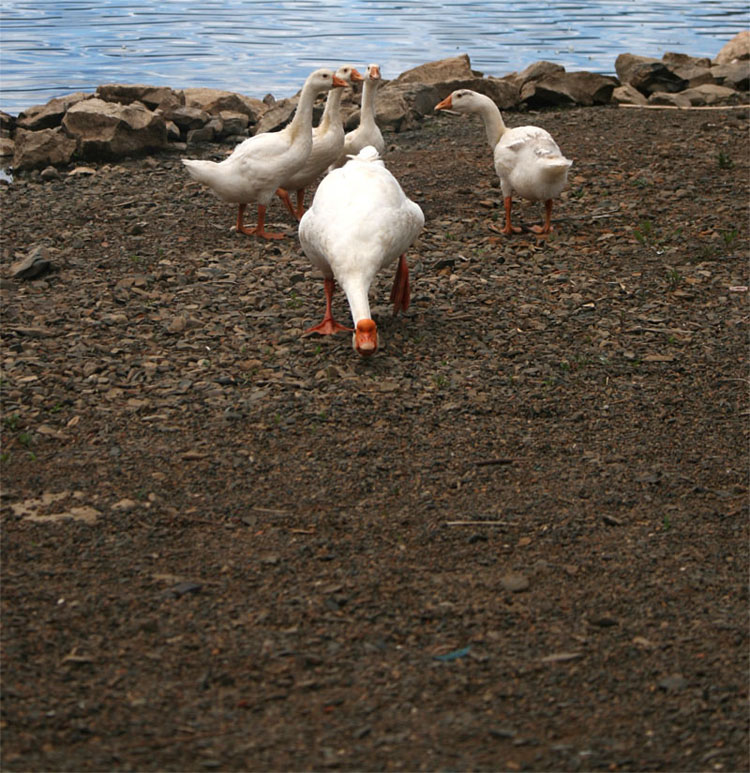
[435,89,572,235]
[299,146,424,357]
[182,69,346,240]
[276,65,363,221]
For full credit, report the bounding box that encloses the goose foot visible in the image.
[390,254,410,315]
[236,203,286,240]
[303,277,353,337]
[529,200,554,235]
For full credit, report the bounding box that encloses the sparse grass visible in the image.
[717,150,734,170]
[666,267,683,288]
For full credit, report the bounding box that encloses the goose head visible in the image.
[365,64,382,82]
[337,64,364,85]
[354,319,378,357]
[434,89,485,113]
[308,68,348,92]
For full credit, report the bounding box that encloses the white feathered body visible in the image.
[182,126,312,207]
[299,147,423,324]
[494,126,572,203]
[182,68,340,208]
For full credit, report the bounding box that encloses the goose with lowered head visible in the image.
[330,64,385,169]
[299,145,424,357]
[276,65,363,221]
[182,68,346,240]
[435,89,572,235]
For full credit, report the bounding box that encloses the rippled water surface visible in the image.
[0,0,747,115]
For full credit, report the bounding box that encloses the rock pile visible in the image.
[1,32,747,172]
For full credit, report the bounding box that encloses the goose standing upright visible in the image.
[276,65,363,221]
[299,146,424,357]
[182,68,346,240]
[435,89,572,235]
[330,64,384,169]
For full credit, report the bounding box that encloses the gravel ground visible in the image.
[1,103,748,772]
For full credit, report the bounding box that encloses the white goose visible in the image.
[435,89,572,235]
[299,146,424,357]
[182,68,346,240]
[330,64,385,169]
[276,65,363,221]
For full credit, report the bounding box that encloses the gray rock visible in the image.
[714,31,750,65]
[170,105,211,132]
[612,83,648,106]
[12,127,77,170]
[679,84,741,106]
[16,93,91,131]
[62,98,167,160]
[96,83,181,110]
[393,54,475,85]
[0,137,14,157]
[521,71,618,107]
[662,52,712,68]
[616,53,688,95]
[218,110,250,136]
[186,124,216,145]
[506,60,566,88]
[648,91,692,107]
[10,245,52,280]
[183,87,264,121]
[711,61,750,91]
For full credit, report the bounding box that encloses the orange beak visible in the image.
[332,75,347,88]
[354,319,378,357]
[434,94,453,111]
[350,68,364,83]
[369,65,381,80]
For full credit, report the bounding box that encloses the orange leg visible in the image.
[530,200,554,235]
[276,188,298,220]
[501,196,522,235]
[303,277,353,336]
[294,189,306,221]
[389,254,410,315]
[236,203,285,240]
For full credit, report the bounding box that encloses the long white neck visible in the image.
[359,79,379,129]
[318,87,343,132]
[340,274,372,325]
[474,93,507,148]
[287,81,323,142]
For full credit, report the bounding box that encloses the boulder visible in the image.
[0,111,15,135]
[679,84,741,106]
[393,54,475,85]
[170,105,211,132]
[12,127,77,170]
[670,65,715,88]
[62,98,167,160]
[612,83,648,106]
[662,52,712,68]
[431,76,519,108]
[17,93,91,131]
[219,110,250,136]
[648,91,692,108]
[615,53,688,94]
[714,31,750,64]
[505,60,565,88]
[0,137,14,157]
[96,84,181,110]
[711,61,750,91]
[521,71,618,107]
[182,88,264,121]
[252,95,325,135]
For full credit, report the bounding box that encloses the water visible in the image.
[0,0,747,116]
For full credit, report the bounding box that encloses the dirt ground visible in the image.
[1,103,748,772]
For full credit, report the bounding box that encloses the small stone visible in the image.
[658,674,688,692]
[40,165,60,181]
[10,245,52,280]
[500,573,530,592]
